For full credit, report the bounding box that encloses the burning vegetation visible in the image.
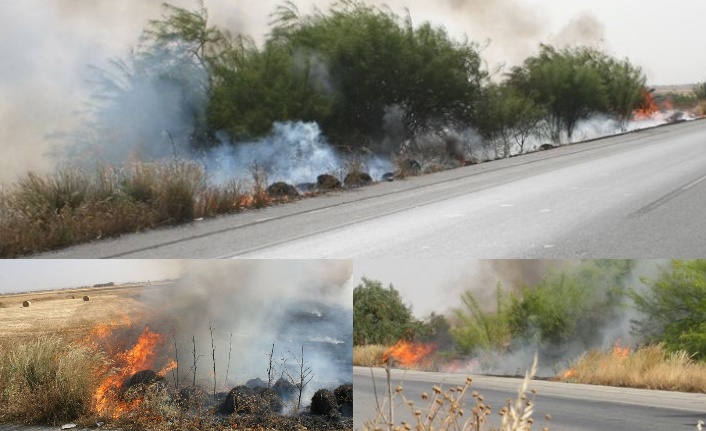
[353,260,706,394]
[0,261,354,429]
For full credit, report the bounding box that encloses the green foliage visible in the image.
[694,82,706,101]
[212,0,486,148]
[451,260,635,355]
[509,45,646,142]
[631,260,706,359]
[450,285,511,354]
[477,84,545,156]
[353,278,418,345]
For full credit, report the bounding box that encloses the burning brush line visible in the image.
[82,298,353,421]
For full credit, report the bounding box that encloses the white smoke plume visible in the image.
[205,122,394,186]
[0,0,611,184]
[141,260,353,399]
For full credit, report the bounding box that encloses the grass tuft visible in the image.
[559,343,706,392]
[0,336,108,423]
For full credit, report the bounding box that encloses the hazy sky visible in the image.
[0,260,184,294]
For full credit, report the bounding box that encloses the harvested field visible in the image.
[0,282,172,341]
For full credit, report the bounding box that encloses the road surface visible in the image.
[354,366,706,431]
[36,120,706,258]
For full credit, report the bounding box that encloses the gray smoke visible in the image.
[439,260,666,376]
[0,0,608,184]
[141,260,353,401]
[205,122,393,186]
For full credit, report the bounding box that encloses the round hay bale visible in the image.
[123,369,164,392]
[316,174,341,190]
[267,182,299,198]
[82,295,90,301]
[382,172,395,182]
[222,386,257,414]
[334,383,353,417]
[333,383,352,405]
[22,300,31,307]
[538,143,555,151]
[311,388,337,416]
[273,377,297,400]
[344,172,373,188]
[222,385,283,415]
[71,295,75,299]
[253,387,283,413]
[178,385,208,410]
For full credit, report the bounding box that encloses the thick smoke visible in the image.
[205,122,393,186]
[141,260,353,401]
[0,0,612,184]
[438,260,667,376]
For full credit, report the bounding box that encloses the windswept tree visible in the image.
[262,0,487,148]
[630,260,706,359]
[508,45,646,143]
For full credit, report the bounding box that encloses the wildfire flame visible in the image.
[383,340,436,368]
[633,88,660,120]
[612,340,630,359]
[93,326,168,417]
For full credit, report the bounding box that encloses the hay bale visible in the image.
[333,383,352,405]
[222,385,283,415]
[334,383,353,417]
[538,143,555,151]
[178,385,208,410]
[344,172,373,188]
[22,300,31,307]
[267,182,299,198]
[316,174,341,190]
[272,377,297,400]
[382,172,395,182]
[82,295,90,301]
[310,388,337,416]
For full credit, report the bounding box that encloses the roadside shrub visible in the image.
[0,335,107,423]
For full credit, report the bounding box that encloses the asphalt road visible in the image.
[36,120,706,258]
[353,366,706,431]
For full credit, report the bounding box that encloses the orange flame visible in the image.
[633,89,659,120]
[383,340,436,367]
[562,369,577,379]
[93,326,167,417]
[612,340,630,359]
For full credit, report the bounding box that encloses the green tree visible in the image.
[631,260,706,359]
[266,0,486,148]
[477,84,545,157]
[450,284,511,354]
[353,278,417,345]
[510,45,606,143]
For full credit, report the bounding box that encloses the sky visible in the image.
[0,0,703,183]
[0,260,184,294]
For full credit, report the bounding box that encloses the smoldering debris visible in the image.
[136,260,353,406]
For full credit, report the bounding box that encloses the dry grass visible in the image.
[0,161,300,257]
[362,355,547,431]
[353,345,388,367]
[0,283,169,340]
[0,335,108,423]
[559,343,706,392]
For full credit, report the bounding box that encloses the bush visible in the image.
[0,336,107,423]
[353,278,418,346]
[630,260,706,359]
